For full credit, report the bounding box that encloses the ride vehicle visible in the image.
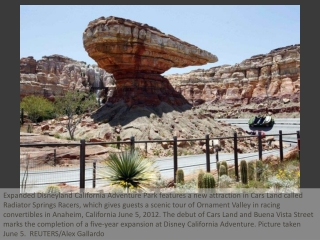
[248,115,275,127]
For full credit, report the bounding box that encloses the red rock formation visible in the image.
[166,44,300,107]
[20,42,299,117]
[20,55,101,100]
[83,16,218,107]
[20,56,37,74]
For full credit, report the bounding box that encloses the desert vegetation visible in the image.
[91,150,300,193]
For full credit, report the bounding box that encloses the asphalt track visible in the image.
[21,118,300,191]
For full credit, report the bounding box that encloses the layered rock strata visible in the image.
[166,44,300,107]
[20,54,114,102]
[83,16,218,107]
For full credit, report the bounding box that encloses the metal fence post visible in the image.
[173,136,178,183]
[80,139,86,191]
[216,149,219,163]
[53,149,57,166]
[130,136,135,153]
[20,108,24,125]
[117,136,120,149]
[234,132,239,182]
[145,142,148,156]
[206,134,210,172]
[258,131,263,160]
[297,131,300,160]
[279,130,283,162]
[93,160,96,188]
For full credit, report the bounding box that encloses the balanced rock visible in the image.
[83,16,218,107]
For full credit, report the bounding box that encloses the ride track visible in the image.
[20,118,300,191]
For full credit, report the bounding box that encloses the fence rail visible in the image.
[20,130,300,191]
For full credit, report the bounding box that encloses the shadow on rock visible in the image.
[91,101,192,127]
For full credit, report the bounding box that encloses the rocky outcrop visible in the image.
[20,54,120,103]
[166,44,300,107]
[83,16,218,107]
[29,106,289,159]
[20,54,89,100]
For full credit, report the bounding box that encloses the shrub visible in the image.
[20,95,56,123]
[175,179,197,193]
[99,150,158,192]
[54,91,97,140]
[218,175,233,188]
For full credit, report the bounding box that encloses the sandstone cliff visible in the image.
[165,44,300,117]
[20,54,111,102]
[20,44,300,118]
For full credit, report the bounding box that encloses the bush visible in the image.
[20,95,56,123]
[218,175,233,188]
[54,91,97,140]
[99,150,158,192]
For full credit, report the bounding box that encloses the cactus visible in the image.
[45,185,60,194]
[216,161,221,176]
[256,160,264,181]
[176,169,184,184]
[221,160,228,176]
[197,170,205,188]
[248,161,255,181]
[219,165,227,177]
[27,124,33,133]
[202,173,216,188]
[240,160,248,185]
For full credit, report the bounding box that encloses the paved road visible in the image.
[21,118,299,192]
[218,118,300,144]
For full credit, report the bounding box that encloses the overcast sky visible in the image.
[20,5,300,75]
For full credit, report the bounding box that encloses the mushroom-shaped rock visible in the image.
[83,16,218,108]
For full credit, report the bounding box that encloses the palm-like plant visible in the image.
[99,150,158,192]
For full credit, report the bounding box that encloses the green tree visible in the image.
[20,95,55,123]
[99,151,158,193]
[54,91,97,140]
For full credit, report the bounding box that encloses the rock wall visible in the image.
[20,54,109,101]
[165,44,300,106]
[20,44,300,114]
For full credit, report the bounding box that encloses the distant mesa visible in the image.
[83,16,218,107]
